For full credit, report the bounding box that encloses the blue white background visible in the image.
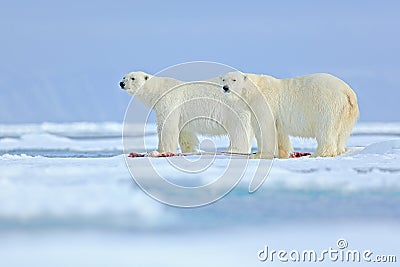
[0,0,399,123]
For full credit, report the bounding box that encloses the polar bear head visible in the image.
[119,71,153,95]
[220,71,252,99]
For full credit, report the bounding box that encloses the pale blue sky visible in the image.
[0,0,399,123]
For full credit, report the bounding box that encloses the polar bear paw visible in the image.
[250,152,274,159]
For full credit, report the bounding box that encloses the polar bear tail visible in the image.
[344,86,359,121]
[336,85,359,155]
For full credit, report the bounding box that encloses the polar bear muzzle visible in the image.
[222,85,231,93]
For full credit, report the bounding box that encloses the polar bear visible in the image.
[120,71,262,154]
[221,72,359,158]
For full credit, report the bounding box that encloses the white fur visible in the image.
[121,71,256,154]
[222,72,359,158]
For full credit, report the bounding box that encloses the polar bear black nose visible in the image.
[119,81,125,89]
[223,85,230,92]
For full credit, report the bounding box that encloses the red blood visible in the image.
[159,152,176,157]
[290,152,311,158]
[128,151,176,158]
[128,152,145,157]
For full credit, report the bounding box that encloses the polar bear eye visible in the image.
[131,77,135,81]
[222,79,225,82]
[232,79,236,82]
[144,76,149,80]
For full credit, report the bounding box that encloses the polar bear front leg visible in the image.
[278,133,293,159]
[250,114,276,159]
[179,131,199,153]
[246,96,277,159]
[226,131,252,153]
[225,111,253,154]
[156,113,180,153]
[225,118,253,154]
[251,131,276,159]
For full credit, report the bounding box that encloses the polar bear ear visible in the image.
[243,75,247,81]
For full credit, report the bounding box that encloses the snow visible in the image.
[0,122,399,266]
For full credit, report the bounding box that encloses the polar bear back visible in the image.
[251,73,358,138]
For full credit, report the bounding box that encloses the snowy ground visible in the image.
[0,122,399,266]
